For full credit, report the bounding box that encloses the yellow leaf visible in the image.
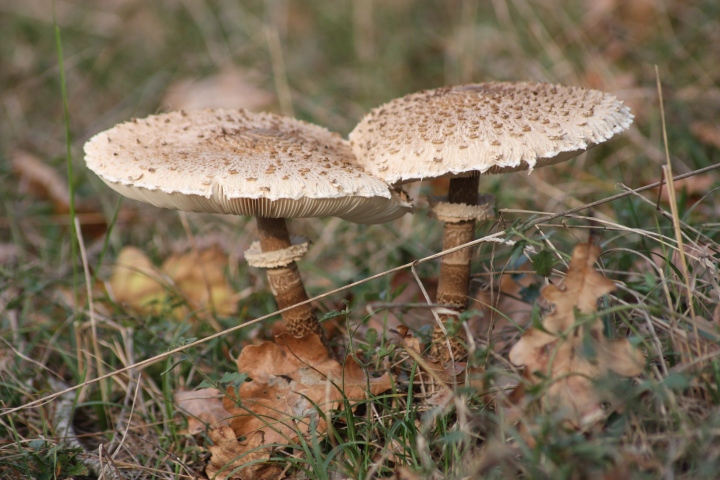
[110,246,167,311]
[110,245,238,319]
[161,245,238,316]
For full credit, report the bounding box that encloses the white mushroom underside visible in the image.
[85,109,411,223]
[349,82,634,184]
[98,177,409,223]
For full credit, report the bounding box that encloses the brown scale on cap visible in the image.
[85,109,412,337]
[350,82,633,364]
[350,82,633,185]
[86,109,411,223]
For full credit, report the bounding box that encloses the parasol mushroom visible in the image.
[349,82,633,363]
[85,108,412,337]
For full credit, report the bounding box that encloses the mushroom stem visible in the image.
[256,216,319,337]
[431,174,480,363]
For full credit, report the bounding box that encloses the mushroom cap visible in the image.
[349,82,634,184]
[84,109,412,224]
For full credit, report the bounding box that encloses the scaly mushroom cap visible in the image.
[85,109,411,224]
[349,82,633,184]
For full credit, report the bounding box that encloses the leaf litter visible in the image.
[508,242,645,428]
[180,332,393,478]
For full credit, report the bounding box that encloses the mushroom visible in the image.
[85,109,412,337]
[349,82,633,363]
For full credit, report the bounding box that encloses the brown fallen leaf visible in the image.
[11,149,111,219]
[0,244,20,266]
[508,243,644,427]
[110,246,166,309]
[388,466,421,480]
[206,428,282,480]
[174,388,231,435]
[654,174,716,203]
[222,333,392,446]
[10,149,142,241]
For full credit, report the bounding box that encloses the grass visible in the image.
[1,0,719,478]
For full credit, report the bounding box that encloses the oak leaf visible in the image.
[206,428,281,480]
[222,333,392,446]
[174,388,231,434]
[508,243,644,426]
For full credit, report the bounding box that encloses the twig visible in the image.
[99,444,125,480]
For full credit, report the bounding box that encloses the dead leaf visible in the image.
[161,245,238,316]
[206,428,281,480]
[394,325,421,354]
[389,466,421,480]
[10,150,138,239]
[12,150,72,213]
[0,244,20,266]
[110,246,166,308]
[582,0,660,44]
[110,245,238,319]
[174,388,231,434]
[222,333,392,446]
[508,243,644,427]
[11,149,106,221]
